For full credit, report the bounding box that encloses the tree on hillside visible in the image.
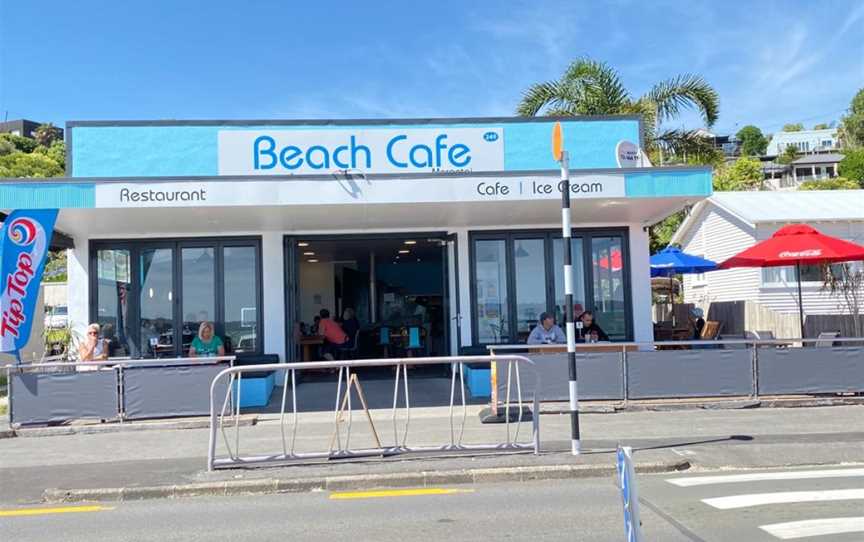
[714,156,763,191]
[838,149,864,186]
[33,123,60,147]
[813,123,830,130]
[798,177,859,190]
[0,151,64,177]
[516,57,719,158]
[736,125,768,156]
[782,123,804,132]
[839,88,864,148]
[0,133,38,153]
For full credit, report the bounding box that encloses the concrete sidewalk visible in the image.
[1,404,863,504]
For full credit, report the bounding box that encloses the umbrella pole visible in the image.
[669,275,675,325]
[796,262,806,339]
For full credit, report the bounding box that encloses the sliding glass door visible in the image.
[470,229,630,346]
[90,238,262,358]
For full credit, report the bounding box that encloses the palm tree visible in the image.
[517,58,719,160]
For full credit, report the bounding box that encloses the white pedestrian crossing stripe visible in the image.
[667,468,864,487]
[703,489,864,510]
[760,517,864,540]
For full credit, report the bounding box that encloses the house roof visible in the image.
[791,153,845,165]
[671,190,864,244]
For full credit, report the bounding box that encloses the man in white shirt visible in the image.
[526,312,566,345]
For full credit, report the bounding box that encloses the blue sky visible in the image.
[1,0,862,135]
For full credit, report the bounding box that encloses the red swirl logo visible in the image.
[8,218,38,246]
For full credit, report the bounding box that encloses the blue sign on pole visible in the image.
[617,446,644,542]
[0,209,58,357]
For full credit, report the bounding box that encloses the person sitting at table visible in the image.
[689,307,706,340]
[527,312,566,345]
[78,323,109,361]
[318,309,349,360]
[578,311,609,342]
[189,321,225,357]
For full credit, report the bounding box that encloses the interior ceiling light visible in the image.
[307,259,319,263]
[303,251,315,256]
[398,249,410,254]
[403,240,417,245]
[298,242,310,247]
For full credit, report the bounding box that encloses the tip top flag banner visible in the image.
[0,209,58,357]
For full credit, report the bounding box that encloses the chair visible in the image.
[339,329,361,360]
[405,327,423,356]
[700,321,722,341]
[815,331,840,348]
[379,327,390,357]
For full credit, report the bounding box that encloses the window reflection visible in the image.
[514,239,546,341]
[181,247,215,355]
[96,249,131,356]
[140,248,174,358]
[552,238,586,324]
[223,246,258,352]
[592,237,626,340]
[474,240,509,344]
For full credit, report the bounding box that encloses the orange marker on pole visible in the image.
[552,121,563,162]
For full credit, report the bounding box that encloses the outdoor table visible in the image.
[298,336,324,361]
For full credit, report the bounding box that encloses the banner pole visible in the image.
[560,151,580,455]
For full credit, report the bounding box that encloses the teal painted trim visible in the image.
[624,171,712,198]
[0,183,95,208]
[70,119,641,178]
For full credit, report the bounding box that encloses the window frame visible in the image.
[468,227,632,346]
[89,236,264,357]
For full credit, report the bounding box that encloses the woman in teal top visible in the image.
[189,321,225,357]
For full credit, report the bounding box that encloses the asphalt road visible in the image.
[2,465,863,541]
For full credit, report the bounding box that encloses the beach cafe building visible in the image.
[2,116,712,363]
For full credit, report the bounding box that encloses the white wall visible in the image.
[261,232,286,361]
[298,261,335,323]
[67,241,89,342]
[628,224,653,343]
[680,205,760,308]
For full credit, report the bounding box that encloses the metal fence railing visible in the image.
[487,338,864,409]
[207,355,539,471]
[4,357,235,426]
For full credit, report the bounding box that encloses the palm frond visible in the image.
[561,58,630,114]
[516,80,577,116]
[644,74,719,127]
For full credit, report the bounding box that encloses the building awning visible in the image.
[2,167,712,238]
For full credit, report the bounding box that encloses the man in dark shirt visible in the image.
[578,310,609,342]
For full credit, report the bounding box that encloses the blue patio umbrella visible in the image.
[650,246,718,277]
[650,247,717,312]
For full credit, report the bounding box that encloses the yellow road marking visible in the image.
[0,505,114,517]
[330,488,475,500]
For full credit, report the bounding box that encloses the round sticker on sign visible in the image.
[616,140,640,168]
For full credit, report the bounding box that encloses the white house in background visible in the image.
[671,190,864,318]
[765,128,838,156]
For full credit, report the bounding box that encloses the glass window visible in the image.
[95,249,131,356]
[591,236,626,340]
[223,245,258,353]
[140,248,174,358]
[513,238,546,340]
[762,264,825,284]
[552,238,586,323]
[474,240,509,344]
[181,247,215,355]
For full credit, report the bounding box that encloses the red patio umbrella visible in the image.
[718,224,864,338]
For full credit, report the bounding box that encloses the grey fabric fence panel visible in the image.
[498,353,624,401]
[627,349,753,399]
[758,347,864,395]
[10,370,119,425]
[123,362,230,420]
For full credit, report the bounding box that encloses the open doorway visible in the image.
[287,234,454,363]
